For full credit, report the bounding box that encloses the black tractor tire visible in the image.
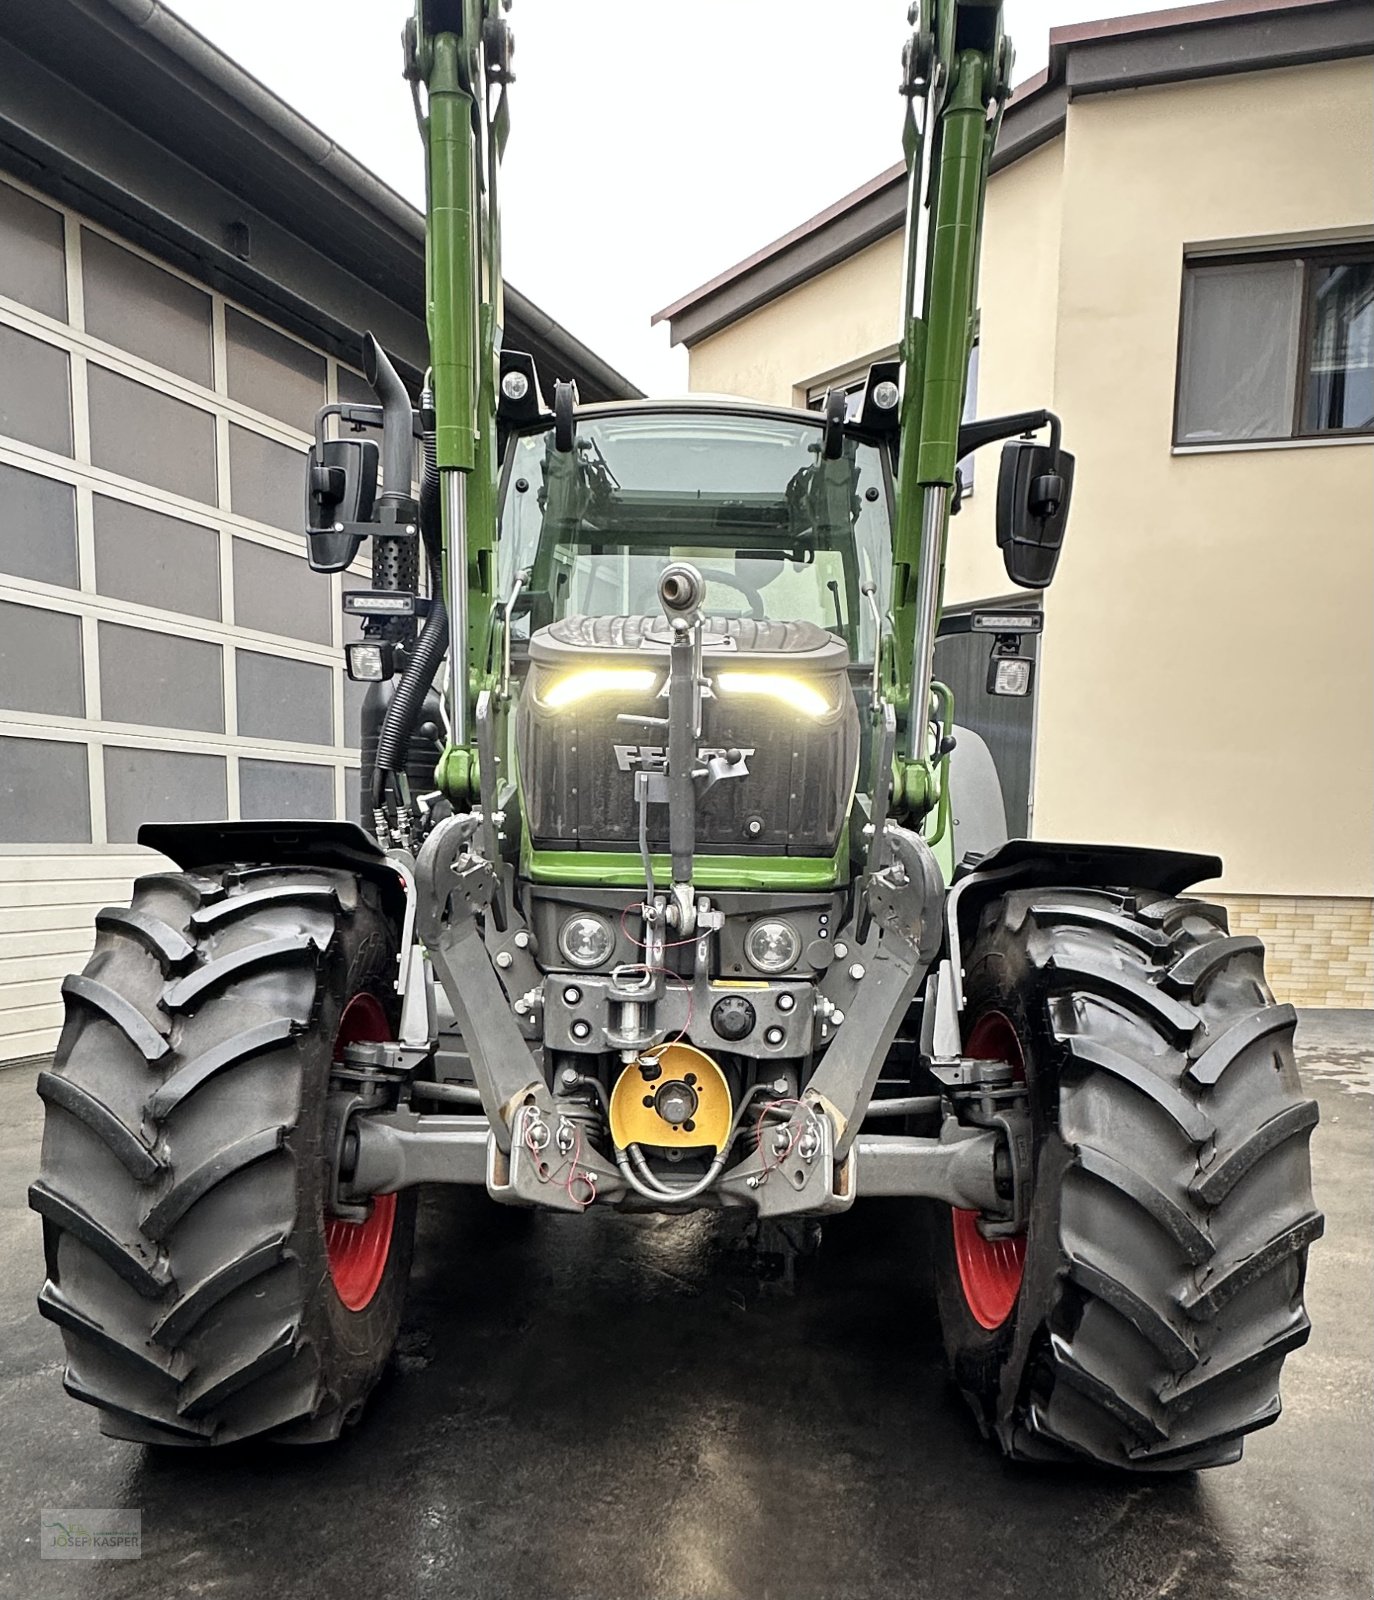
[932,886,1322,1471]
[31,864,415,1446]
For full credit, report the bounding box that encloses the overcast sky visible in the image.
[165,0,1179,391]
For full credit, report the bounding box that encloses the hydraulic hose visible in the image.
[613,1083,776,1204]
[371,425,447,809]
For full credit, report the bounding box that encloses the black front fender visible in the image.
[138,820,411,933]
[945,838,1222,1000]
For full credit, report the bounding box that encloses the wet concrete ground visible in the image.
[1,1009,1369,1600]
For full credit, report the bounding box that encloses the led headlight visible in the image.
[541,668,657,710]
[558,913,616,969]
[745,919,801,975]
[715,672,834,718]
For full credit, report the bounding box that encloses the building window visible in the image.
[228,423,306,531]
[98,621,225,733]
[0,462,77,587]
[0,179,67,321]
[0,600,84,718]
[92,496,221,620]
[235,650,333,746]
[0,182,359,864]
[103,747,227,842]
[239,758,335,821]
[804,369,875,413]
[232,537,332,645]
[0,324,72,456]
[87,366,217,502]
[1175,247,1374,445]
[225,307,326,430]
[0,737,91,844]
[81,229,213,388]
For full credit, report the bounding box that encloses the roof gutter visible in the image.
[100,0,422,240]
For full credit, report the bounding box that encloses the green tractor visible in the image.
[33,0,1321,1467]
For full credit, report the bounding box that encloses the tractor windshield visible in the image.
[498,409,891,661]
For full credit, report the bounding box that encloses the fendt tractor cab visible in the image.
[34,0,1320,1470]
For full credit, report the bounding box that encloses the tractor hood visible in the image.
[515,614,860,860]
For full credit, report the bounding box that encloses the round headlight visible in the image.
[500,369,530,401]
[745,919,801,975]
[558,913,615,969]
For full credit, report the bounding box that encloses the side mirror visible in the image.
[304,438,378,573]
[995,438,1075,589]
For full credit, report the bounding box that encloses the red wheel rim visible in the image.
[952,1010,1027,1331]
[324,992,397,1312]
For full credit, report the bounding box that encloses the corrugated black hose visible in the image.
[371,428,446,811]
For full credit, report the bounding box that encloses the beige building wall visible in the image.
[1036,61,1373,901]
[948,138,1065,605]
[689,232,905,407]
[683,58,1374,1005]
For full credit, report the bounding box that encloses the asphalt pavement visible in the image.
[1,1009,1369,1600]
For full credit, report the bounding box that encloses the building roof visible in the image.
[653,0,1373,348]
[0,0,643,400]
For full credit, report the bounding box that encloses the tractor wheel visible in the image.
[30,864,415,1445]
[932,886,1322,1471]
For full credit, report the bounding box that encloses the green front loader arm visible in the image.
[408,1,510,798]
[889,0,1012,811]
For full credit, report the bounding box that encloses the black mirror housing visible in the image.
[996,438,1075,589]
[304,437,379,573]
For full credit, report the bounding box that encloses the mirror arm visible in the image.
[957,408,1061,460]
[311,402,384,454]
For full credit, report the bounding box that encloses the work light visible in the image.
[345,640,396,682]
[988,654,1033,696]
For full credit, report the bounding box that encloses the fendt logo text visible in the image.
[612,745,755,773]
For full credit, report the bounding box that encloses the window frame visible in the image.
[1173,241,1374,449]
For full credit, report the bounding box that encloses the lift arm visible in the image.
[405,0,512,800]
[889,0,1013,803]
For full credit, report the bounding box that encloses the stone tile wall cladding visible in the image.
[1216,896,1374,1008]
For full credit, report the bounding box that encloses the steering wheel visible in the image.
[693,566,766,617]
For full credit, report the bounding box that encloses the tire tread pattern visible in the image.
[31,866,409,1446]
[945,887,1321,1471]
